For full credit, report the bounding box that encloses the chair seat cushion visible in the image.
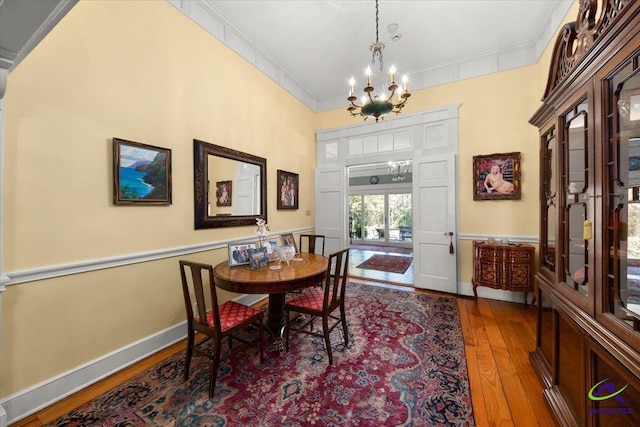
[203,301,262,331]
[286,287,325,311]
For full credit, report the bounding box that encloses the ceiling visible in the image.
[203,0,574,110]
[0,0,574,110]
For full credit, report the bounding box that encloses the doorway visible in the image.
[349,192,412,246]
[347,163,413,285]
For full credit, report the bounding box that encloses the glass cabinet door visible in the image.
[541,127,557,273]
[562,102,590,298]
[606,55,640,333]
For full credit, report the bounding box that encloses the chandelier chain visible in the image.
[375,0,379,43]
[371,0,384,71]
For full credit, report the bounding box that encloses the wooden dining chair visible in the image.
[284,248,350,365]
[299,234,326,256]
[179,260,264,398]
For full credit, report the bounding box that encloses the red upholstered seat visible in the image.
[202,301,264,331]
[286,286,337,311]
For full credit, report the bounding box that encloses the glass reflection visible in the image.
[564,104,589,296]
[544,129,556,271]
[612,66,640,322]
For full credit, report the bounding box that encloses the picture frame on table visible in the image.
[280,233,298,253]
[277,169,299,210]
[215,180,232,207]
[248,247,269,270]
[113,138,172,205]
[228,241,257,267]
[472,151,521,201]
[265,239,280,262]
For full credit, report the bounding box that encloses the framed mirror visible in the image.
[193,139,267,229]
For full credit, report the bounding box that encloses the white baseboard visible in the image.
[1,322,187,425]
[1,291,267,425]
[0,403,7,427]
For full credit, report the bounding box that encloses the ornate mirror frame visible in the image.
[193,139,267,229]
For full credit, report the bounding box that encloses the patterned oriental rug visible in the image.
[48,283,475,426]
[356,254,414,274]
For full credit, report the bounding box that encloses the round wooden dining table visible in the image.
[213,252,328,349]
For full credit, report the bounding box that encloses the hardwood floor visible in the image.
[12,280,555,427]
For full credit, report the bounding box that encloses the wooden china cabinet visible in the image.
[529,1,640,426]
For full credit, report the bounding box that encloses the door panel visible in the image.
[413,154,457,293]
[315,167,346,255]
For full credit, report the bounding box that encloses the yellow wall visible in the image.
[1,0,580,400]
[2,0,316,396]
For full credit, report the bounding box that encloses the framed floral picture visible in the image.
[473,152,521,201]
[277,170,299,210]
[113,138,172,205]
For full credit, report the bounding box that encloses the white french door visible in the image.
[412,153,458,293]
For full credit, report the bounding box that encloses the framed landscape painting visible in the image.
[473,152,521,201]
[113,138,172,205]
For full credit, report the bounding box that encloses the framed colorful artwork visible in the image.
[113,138,172,205]
[473,152,521,201]
[215,180,232,207]
[277,170,299,210]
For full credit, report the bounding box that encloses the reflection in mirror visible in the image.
[207,156,261,217]
[194,139,267,229]
[612,67,640,322]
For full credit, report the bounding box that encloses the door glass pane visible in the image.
[348,195,363,241]
[567,203,588,296]
[543,128,557,271]
[608,61,640,327]
[563,103,589,296]
[388,193,412,243]
[363,194,385,241]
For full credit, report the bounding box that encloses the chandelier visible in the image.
[388,160,411,181]
[348,0,411,122]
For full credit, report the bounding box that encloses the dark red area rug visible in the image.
[47,282,474,426]
[356,253,413,274]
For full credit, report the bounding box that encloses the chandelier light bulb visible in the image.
[402,74,408,91]
[389,65,396,84]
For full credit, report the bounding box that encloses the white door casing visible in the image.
[316,107,460,291]
[412,153,458,293]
